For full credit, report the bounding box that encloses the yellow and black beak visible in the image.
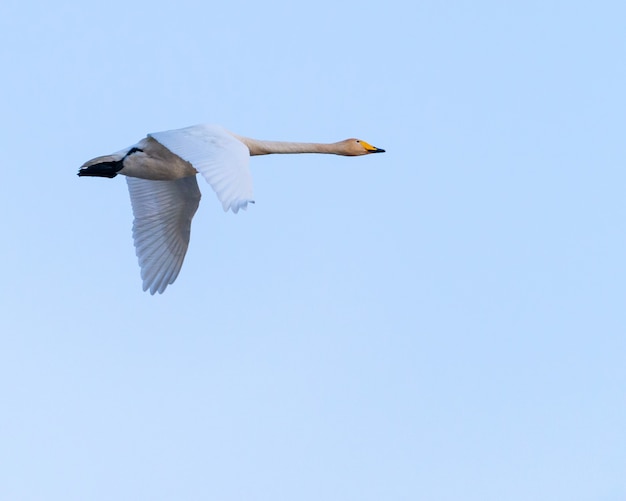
[361,140,386,153]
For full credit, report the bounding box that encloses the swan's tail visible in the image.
[77,154,124,178]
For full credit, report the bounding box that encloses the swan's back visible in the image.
[150,125,254,213]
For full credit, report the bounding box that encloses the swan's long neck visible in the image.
[233,135,341,156]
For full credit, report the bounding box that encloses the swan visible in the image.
[78,124,385,294]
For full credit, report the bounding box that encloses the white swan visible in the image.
[79,124,385,294]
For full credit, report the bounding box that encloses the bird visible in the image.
[78,124,385,294]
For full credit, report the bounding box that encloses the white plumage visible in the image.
[79,124,384,294]
[150,125,254,213]
[126,177,201,295]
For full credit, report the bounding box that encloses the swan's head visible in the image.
[340,138,386,156]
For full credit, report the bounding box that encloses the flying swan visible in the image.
[78,124,385,294]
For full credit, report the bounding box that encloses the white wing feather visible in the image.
[149,124,254,213]
[126,176,201,295]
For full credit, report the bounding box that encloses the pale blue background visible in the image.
[1,1,625,500]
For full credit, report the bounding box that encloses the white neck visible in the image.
[232,135,341,156]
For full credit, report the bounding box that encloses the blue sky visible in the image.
[1,1,625,500]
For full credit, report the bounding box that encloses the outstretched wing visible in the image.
[126,176,201,295]
[149,124,254,213]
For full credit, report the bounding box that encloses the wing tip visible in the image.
[224,199,255,214]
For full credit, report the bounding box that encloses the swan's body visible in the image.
[79,124,385,294]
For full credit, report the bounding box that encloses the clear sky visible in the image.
[1,0,625,500]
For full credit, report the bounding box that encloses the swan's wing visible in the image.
[149,124,254,214]
[126,176,201,295]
